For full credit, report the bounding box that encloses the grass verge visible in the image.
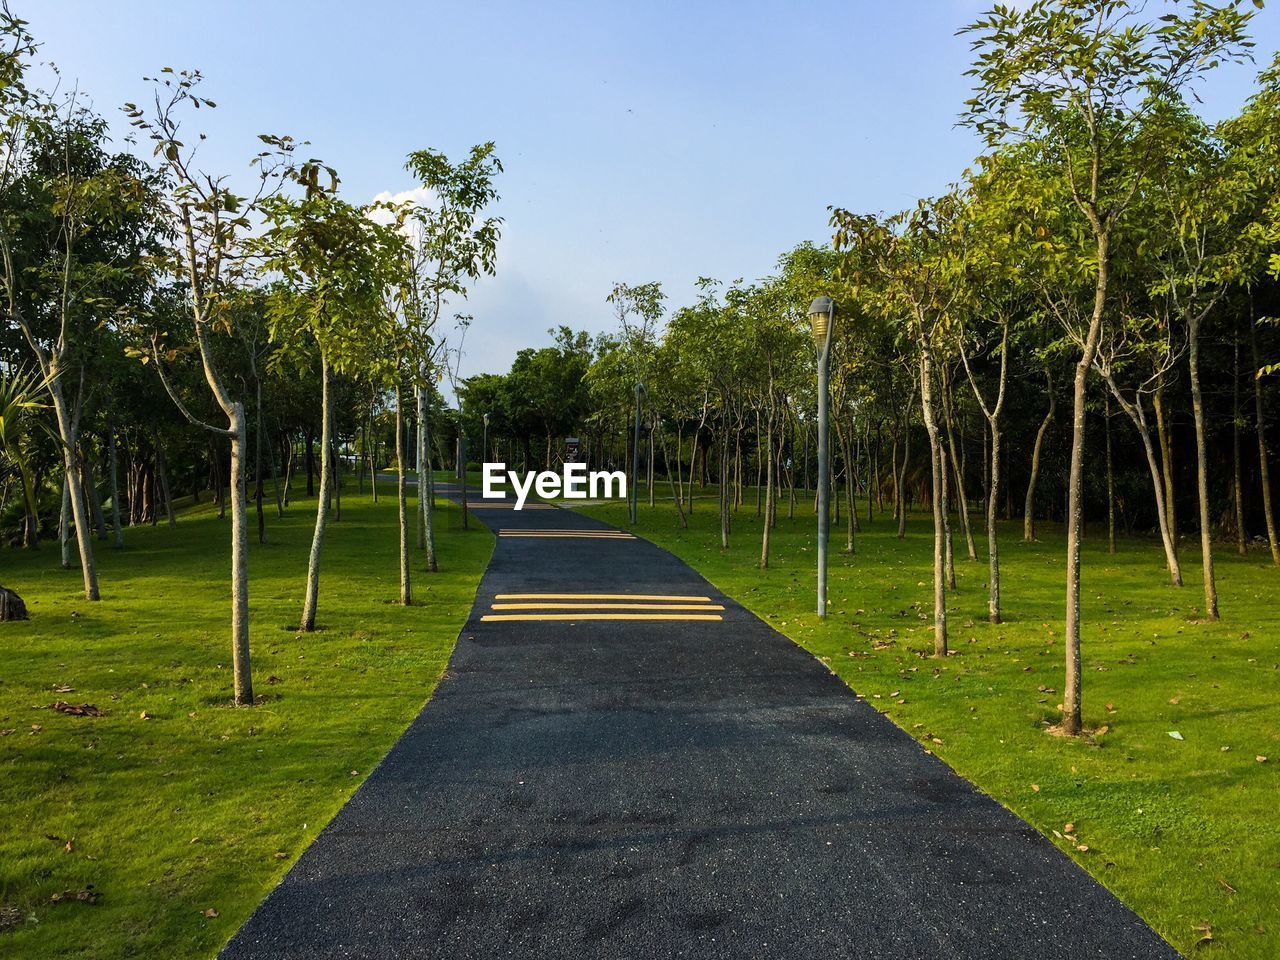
[0,489,491,959]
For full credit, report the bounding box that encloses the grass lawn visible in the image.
[580,486,1280,959]
[0,487,492,959]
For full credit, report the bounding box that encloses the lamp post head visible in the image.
[807,296,837,346]
[483,413,490,425]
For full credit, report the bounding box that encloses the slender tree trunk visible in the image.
[942,368,977,560]
[987,422,1002,622]
[84,449,108,540]
[760,408,774,568]
[941,443,956,590]
[228,405,253,705]
[59,473,71,570]
[51,386,99,599]
[107,414,123,548]
[1233,322,1246,556]
[1062,237,1110,737]
[1105,394,1117,555]
[300,359,333,632]
[1187,313,1218,620]
[648,419,655,508]
[415,386,426,549]
[395,382,410,605]
[1154,381,1177,555]
[919,349,947,657]
[1104,381,1182,584]
[419,382,438,572]
[844,435,856,554]
[155,436,176,528]
[1024,372,1055,542]
[898,388,915,540]
[657,427,687,528]
[1251,319,1280,565]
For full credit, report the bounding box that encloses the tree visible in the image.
[128,69,300,706]
[256,172,404,632]
[396,143,502,572]
[961,0,1256,734]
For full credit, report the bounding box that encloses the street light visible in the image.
[630,382,646,525]
[482,413,490,464]
[808,296,837,618]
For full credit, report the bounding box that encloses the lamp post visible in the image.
[630,382,646,525]
[482,413,490,464]
[808,296,837,618]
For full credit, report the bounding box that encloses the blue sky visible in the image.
[28,1,1280,383]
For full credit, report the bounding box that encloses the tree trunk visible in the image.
[1105,394,1117,554]
[300,359,333,632]
[1062,237,1109,738]
[395,382,410,605]
[1251,319,1280,565]
[656,427,687,528]
[942,367,977,560]
[228,405,253,705]
[987,422,1002,622]
[50,384,99,599]
[107,414,123,548]
[418,382,438,572]
[155,436,176,528]
[1186,314,1219,620]
[415,386,426,549]
[760,409,774,568]
[1154,381,1177,555]
[1233,322,1246,556]
[1104,380,1182,585]
[1024,372,1055,542]
[897,388,915,540]
[919,350,947,657]
[59,473,71,570]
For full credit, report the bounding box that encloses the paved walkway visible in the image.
[221,492,1175,959]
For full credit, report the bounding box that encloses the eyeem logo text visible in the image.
[482,463,627,510]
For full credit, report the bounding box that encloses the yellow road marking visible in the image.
[491,602,725,611]
[494,593,714,602]
[480,613,723,622]
[499,533,634,539]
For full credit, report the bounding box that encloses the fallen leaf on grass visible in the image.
[138,712,151,720]
[1031,784,1040,792]
[1193,921,1214,947]
[52,684,74,694]
[1168,731,1184,741]
[1256,756,1268,763]
[203,908,219,919]
[1218,878,1236,895]
[50,888,98,905]
[50,701,107,717]
[273,851,288,859]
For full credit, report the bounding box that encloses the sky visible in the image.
[25,0,1280,387]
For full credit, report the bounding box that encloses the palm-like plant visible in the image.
[0,367,50,548]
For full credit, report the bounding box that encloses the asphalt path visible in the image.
[221,489,1176,960]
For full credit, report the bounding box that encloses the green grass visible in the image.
[0,487,492,959]
[580,486,1280,959]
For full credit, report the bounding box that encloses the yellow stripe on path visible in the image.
[481,613,723,622]
[491,602,725,611]
[494,593,714,602]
